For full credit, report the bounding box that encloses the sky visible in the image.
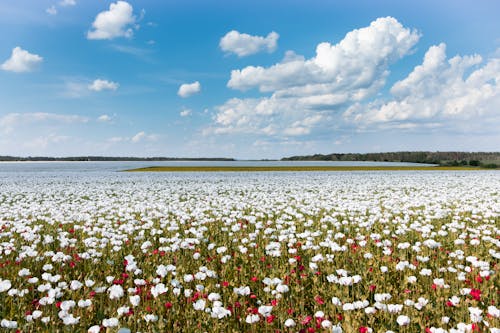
[0,0,499,159]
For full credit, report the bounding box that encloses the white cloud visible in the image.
[180,109,192,117]
[178,81,201,98]
[220,30,279,57]
[212,17,420,137]
[346,43,500,128]
[60,0,76,6]
[0,112,88,135]
[46,6,57,15]
[88,79,119,92]
[131,131,145,143]
[1,46,43,73]
[87,1,136,40]
[97,114,112,122]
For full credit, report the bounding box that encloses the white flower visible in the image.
[234,286,251,296]
[211,304,231,319]
[62,314,80,325]
[193,299,206,311]
[129,295,140,307]
[18,268,31,277]
[0,279,12,292]
[70,280,83,291]
[78,299,92,308]
[276,284,289,293]
[88,325,100,333]
[150,283,168,298]
[407,276,417,283]
[488,306,500,318]
[469,307,483,323]
[258,305,273,317]
[102,317,119,327]
[108,285,124,299]
[144,314,158,322]
[396,315,410,326]
[331,324,343,333]
[0,320,17,329]
[284,318,296,327]
[245,314,260,324]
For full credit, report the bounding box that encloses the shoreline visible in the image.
[124,166,485,172]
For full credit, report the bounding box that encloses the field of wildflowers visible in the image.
[0,171,498,332]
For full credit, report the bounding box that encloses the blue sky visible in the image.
[0,0,499,159]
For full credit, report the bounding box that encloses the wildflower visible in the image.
[0,279,11,292]
[396,315,410,326]
[129,295,140,307]
[245,314,259,324]
[193,299,206,311]
[284,318,296,327]
[102,317,119,328]
[108,285,124,300]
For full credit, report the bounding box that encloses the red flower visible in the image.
[301,316,312,325]
[266,315,276,323]
[369,284,376,292]
[446,301,454,307]
[221,281,229,287]
[271,299,278,306]
[251,276,258,282]
[314,296,325,305]
[475,275,483,283]
[359,327,369,333]
[164,302,172,309]
[470,289,481,301]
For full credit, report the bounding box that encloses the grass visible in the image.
[124,166,486,172]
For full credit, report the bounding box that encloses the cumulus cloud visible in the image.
[88,79,119,92]
[211,17,420,137]
[60,0,76,6]
[180,109,192,117]
[178,81,201,98]
[345,43,500,128]
[87,1,136,40]
[220,30,279,57]
[1,47,43,73]
[46,6,57,15]
[97,114,112,122]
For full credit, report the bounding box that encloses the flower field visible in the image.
[0,171,499,332]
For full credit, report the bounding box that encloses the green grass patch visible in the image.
[123,166,486,172]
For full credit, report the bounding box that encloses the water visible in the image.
[0,160,435,174]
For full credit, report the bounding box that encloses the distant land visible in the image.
[1,152,499,168]
[281,151,500,168]
[0,156,235,162]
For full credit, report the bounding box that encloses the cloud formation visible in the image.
[180,109,192,117]
[59,0,76,6]
[345,43,500,128]
[212,17,420,137]
[88,79,119,92]
[87,1,136,40]
[220,31,279,57]
[1,47,43,73]
[178,81,201,98]
[46,6,57,15]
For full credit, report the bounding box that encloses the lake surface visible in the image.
[0,160,435,174]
